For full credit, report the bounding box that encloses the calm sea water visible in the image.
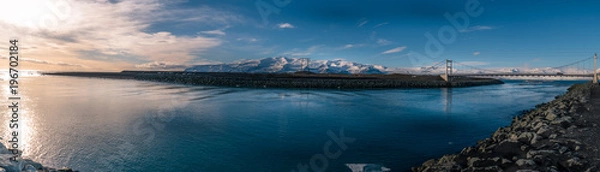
[0,76,587,171]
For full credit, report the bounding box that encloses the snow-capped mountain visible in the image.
[185,57,389,74]
[185,56,596,75]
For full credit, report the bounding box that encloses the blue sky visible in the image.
[1,0,600,71]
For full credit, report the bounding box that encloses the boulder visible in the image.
[468,157,501,167]
[516,159,536,167]
[462,166,502,172]
[551,117,573,128]
[530,134,541,145]
[545,110,558,121]
[526,150,556,159]
[517,132,536,144]
[411,83,595,172]
[536,126,552,138]
[515,169,539,172]
[560,157,585,171]
[494,140,524,157]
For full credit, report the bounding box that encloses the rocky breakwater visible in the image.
[0,143,76,172]
[43,72,504,89]
[129,72,503,89]
[413,82,598,172]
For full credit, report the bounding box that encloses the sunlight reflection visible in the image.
[0,76,40,162]
[441,88,453,113]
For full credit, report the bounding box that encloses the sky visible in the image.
[1,0,600,71]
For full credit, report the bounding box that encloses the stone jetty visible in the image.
[44,71,504,89]
[413,82,600,172]
[0,143,77,172]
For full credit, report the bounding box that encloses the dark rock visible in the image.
[412,83,596,172]
[494,141,524,157]
[422,159,436,167]
[515,169,538,172]
[560,157,585,171]
[531,133,541,145]
[551,117,573,128]
[516,159,536,167]
[526,150,557,159]
[468,157,501,167]
[517,132,536,144]
[461,166,502,172]
[545,109,558,121]
[536,125,552,138]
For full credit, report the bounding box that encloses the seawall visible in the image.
[0,143,76,172]
[412,82,599,171]
[44,72,504,89]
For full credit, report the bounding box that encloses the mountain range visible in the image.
[185,57,389,74]
[184,57,593,75]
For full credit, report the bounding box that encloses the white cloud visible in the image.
[460,25,494,33]
[0,56,83,67]
[381,46,407,54]
[357,18,368,27]
[0,0,236,71]
[473,52,481,56]
[338,44,366,50]
[374,22,389,28]
[135,61,192,70]
[377,39,393,46]
[358,20,368,27]
[237,37,258,42]
[278,23,295,29]
[201,30,226,36]
[288,52,311,56]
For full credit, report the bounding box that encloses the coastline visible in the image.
[43,71,504,89]
[0,143,76,172]
[413,82,599,171]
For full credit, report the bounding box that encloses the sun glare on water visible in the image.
[0,0,53,28]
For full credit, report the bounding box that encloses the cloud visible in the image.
[24,58,84,67]
[287,52,311,56]
[278,23,295,29]
[381,46,407,54]
[473,52,481,56]
[0,56,83,67]
[162,5,245,26]
[338,44,365,50]
[460,25,494,33]
[374,22,389,28]
[237,37,258,42]
[377,39,393,46]
[135,61,192,70]
[201,30,226,36]
[0,0,235,71]
[358,21,368,27]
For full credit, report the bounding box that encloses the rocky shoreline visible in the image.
[412,82,598,172]
[0,143,76,172]
[44,71,504,89]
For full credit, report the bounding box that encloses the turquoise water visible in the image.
[0,77,586,171]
